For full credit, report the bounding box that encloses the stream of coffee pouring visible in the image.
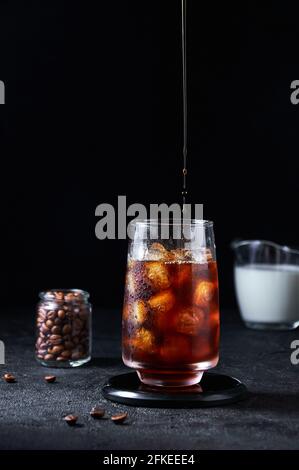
[181,0,188,213]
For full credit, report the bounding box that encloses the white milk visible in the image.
[234,264,299,325]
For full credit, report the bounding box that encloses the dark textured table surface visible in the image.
[0,308,298,450]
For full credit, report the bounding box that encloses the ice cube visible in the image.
[133,300,148,324]
[124,300,148,325]
[146,242,173,261]
[132,327,156,353]
[191,248,213,264]
[171,248,193,262]
[148,289,175,313]
[203,248,213,262]
[125,271,136,297]
[146,261,172,291]
[175,307,205,336]
[125,262,154,300]
[194,281,216,308]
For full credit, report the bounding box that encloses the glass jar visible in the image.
[35,289,92,367]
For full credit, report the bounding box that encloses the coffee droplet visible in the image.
[181,0,188,205]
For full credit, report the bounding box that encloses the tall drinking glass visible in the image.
[122,220,220,387]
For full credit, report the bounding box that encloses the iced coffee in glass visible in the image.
[122,220,220,387]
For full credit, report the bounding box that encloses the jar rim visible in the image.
[39,289,90,301]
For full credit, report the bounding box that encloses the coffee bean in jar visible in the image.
[35,289,91,367]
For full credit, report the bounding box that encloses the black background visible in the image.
[0,0,299,310]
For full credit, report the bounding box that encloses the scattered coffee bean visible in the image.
[3,373,16,383]
[111,412,128,424]
[90,407,105,419]
[44,375,56,383]
[64,414,78,426]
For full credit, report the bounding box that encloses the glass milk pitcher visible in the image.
[232,240,299,330]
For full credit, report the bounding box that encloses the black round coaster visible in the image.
[102,372,248,408]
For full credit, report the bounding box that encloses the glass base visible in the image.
[36,355,91,368]
[137,369,204,388]
[244,321,299,331]
[124,355,219,388]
